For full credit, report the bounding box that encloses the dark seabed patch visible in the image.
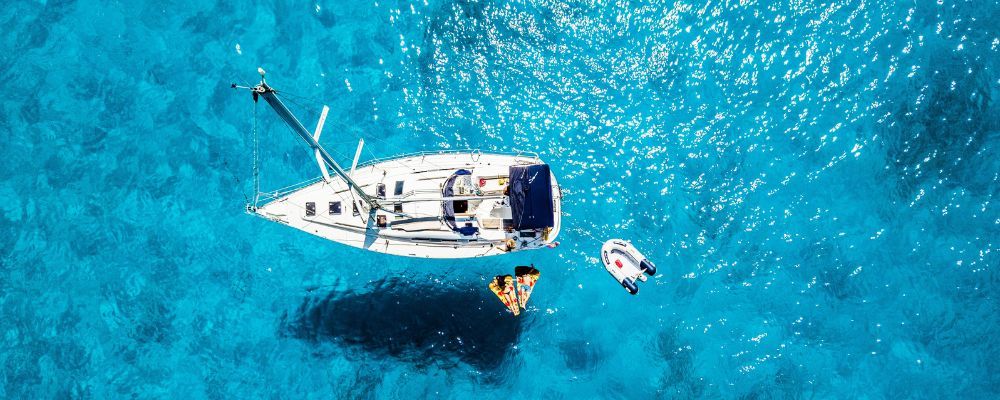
[281,277,522,372]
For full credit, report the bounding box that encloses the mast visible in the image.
[243,69,380,210]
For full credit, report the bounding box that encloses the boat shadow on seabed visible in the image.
[280,277,523,373]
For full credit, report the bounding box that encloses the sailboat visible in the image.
[233,69,562,258]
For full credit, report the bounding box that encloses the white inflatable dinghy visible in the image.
[601,239,657,294]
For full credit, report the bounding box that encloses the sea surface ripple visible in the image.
[1,0,998,398]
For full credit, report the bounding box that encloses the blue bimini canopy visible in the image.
[509,164,554,230]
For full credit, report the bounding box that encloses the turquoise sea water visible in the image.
[3,0,999,398]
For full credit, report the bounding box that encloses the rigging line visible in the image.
[336,123,402,152]
[357,133,414,157]
[281,104,431,171]
[232,99,257,207]
[269,93,356,164]
[225,159,251,205]
[280,96,322,121]
[361,146,412,172]
[252,100,261,208]
[359,142,449,172]
[274,89,454,169]
[275,89,325,106]
[265,94,353,183]
[282,93,320,112]
[230,75,254,92]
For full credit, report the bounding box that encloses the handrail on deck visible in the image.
[357,148,540,167]
[257,149,542,202]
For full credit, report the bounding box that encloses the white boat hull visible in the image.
[255,152,562,258]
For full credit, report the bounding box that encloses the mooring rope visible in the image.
[570,226,604,246]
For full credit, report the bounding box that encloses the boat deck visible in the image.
[255,152,562,258]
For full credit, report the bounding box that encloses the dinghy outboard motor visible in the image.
[621,278,639,295]
[600,239,658,295]
[640,259,657,276]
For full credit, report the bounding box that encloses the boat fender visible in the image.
[622,278,639,295]
[640,259,657,276]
